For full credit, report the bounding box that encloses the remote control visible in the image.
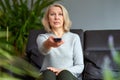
[54,38,62,42]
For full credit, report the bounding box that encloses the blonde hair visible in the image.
[42,3,72,32]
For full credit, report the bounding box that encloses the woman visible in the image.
[36,3,84,80]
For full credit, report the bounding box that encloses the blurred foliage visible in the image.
[0,31,41,80]
[0,0,62,79]
[0,0,61,56]
[103,36,120,80]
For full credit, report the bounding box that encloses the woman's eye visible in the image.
[59,13,63,16]
[49,13,63,16]
[50,13,55,16]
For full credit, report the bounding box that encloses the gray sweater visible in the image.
[36,32,84,78]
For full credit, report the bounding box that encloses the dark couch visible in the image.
[26,29,120,80]
[83,30,120,80]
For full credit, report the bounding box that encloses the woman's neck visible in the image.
[52,29,64,38]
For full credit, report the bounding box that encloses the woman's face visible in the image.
[48,6,64,29]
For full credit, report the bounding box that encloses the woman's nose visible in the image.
[55,15,59,19]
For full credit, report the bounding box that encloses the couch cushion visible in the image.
[83,30,120,80]
[84,30,120,51]
[26,29,46,69]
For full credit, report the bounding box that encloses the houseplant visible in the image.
[0,0,61,56]
[103,36,120,80]
[0,0,61,79]
[0,30,41,80]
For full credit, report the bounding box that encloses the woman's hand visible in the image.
[44,36,64,49]
[47,67,62,75]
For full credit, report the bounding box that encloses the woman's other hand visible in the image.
[47,67,62,75]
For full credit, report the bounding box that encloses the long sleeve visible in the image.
[66,34,84,77]
[36,34,52,55]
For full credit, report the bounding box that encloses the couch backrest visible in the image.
[83,30,120,80]
[26,29,84,69]
[26,29,120,80]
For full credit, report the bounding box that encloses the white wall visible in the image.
[59,0,120,30]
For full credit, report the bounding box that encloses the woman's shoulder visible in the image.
[37,33,52,39]
[38,32,51,36]
[67,31,79,37]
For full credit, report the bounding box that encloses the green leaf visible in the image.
[0,31,6,38]
[103,69,114,80]
[0,0,6,12]
[0,72,20,80]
